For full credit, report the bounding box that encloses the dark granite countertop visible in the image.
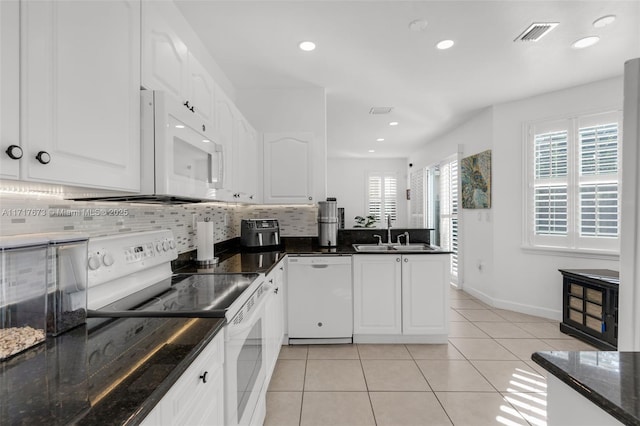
[532,351,640,425]
[1,317,224,425]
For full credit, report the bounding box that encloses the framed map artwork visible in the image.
[461,149,491,209]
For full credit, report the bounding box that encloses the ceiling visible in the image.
[175,1,640,159]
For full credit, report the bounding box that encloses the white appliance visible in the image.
[77,91,224,203]
[224,281,270,426]
[287,256,353,344]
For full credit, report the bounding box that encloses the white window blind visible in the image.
[440,159,459,279]
[367,172,398,224]
[410,168,427,227]
[526,111,621,253]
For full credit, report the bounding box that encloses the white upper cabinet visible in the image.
[142,2,215,133]
[141,2,188,101]
[187,52,216,128]
[21,0,141,191]
[215,88,237,201]
[0,0,20,180]
[234,116,259,202]
[263,132,314,204]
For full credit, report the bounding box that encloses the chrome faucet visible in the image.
[373,234,383,245]
[386,215,392,244]
[397,232,410,245]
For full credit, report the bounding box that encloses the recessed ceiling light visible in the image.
[572,36,600,49]
[175,124,185,129]
[436,39,455,50]
[593,15,616,28]
[203,139,211,143]
[368,149,376,153]
[298,41,316,51]
[408,19,428,32]
[389,121,399,126]
[376,138,385,142]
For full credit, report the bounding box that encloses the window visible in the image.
[409,168,427,227]
[525,111,621,253]
[367,172,397,224]
[440,159,459,280]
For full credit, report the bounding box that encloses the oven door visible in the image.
[225,286,267,426]
[141,90,224,199]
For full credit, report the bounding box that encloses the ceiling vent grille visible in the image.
[369,107,394,115]
[514,22,559,42]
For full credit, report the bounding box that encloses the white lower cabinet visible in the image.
[353,254,450,343]
[264,260,286,380]
[141,331,225,426]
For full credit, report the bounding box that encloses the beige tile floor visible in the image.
[264,287,597,426]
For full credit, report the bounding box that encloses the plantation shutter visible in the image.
[410,168,426,227]
[440,159,458,279]
[367,172,397,223]
[533,130,568,236]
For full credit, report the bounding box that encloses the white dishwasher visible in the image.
[287,255,353,344]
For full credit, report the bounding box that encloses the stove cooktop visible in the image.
[88,273,260,318]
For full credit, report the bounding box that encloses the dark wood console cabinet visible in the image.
[559,269,619,350]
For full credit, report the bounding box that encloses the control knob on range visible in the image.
[103,253,115,267]
[169,240,176,250]
[163,241,170,251]
[88,255,101,270]
[156,242,162,253]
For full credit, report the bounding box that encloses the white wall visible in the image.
[327,158,408,229]
[409,108,495,297]
[236,88,327,201]
[409,77,623,319]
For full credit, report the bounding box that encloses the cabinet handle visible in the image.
[269,279,273,283]
[190,106,195,113]
[274,287,279,294]
[279,266,284,271]
[6,145,22,160]
[404,258,408,263]
[202,124,206,132]
[36,151,51,165]
[308,196,312,201]
[396,258,400,262]
[200,371,208,383]
[184,100,191,109]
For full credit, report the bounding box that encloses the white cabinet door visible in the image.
[187,52,216,130]
[141,1,188,101]
[234,117,259,202]
[263,132,314,204]
[264,265,284,379]
[0,0,19,180]
[216,89,237,200]
[21,0,140,191]
[141,332,224,426]
[401,254,450,335]
[353,255,402,335]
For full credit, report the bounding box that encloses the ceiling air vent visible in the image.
[514,22,559,42]
[369,107,394,115]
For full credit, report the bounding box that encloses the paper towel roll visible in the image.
[196,221,215,261]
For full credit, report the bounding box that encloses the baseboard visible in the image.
[353,334,448,344]
[462,286,562,321]
[288,337,353,345]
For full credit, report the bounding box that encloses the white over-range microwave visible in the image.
[139,90,224,202]
[69,90,224,203]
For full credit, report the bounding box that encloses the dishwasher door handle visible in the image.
[311,264,329,268]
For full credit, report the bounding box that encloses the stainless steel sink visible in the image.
[352,243,435,252]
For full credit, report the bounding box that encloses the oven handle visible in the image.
[227,283,270,336]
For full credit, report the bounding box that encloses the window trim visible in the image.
[522,109,622,255]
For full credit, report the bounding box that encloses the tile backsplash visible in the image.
[0,195,318,254]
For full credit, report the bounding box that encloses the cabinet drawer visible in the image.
[586,316,603,333]
[569,309,583,323]
[569,284,584,297]
[569,296,583,311]
[586,302,603,319]
[586,288,603,304]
